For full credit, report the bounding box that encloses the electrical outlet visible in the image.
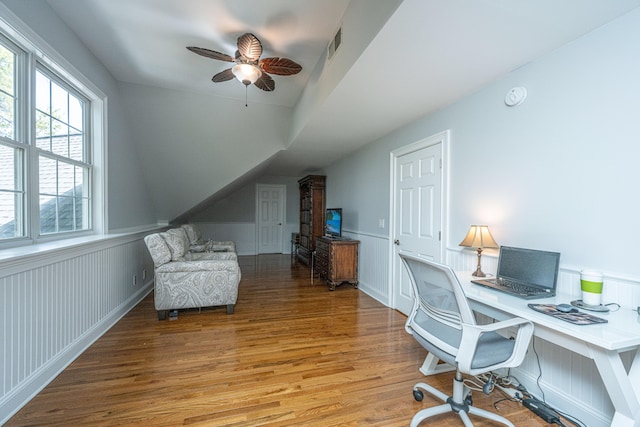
[142,269,146,280]
[378,219,385,228]
[132,275,137,286]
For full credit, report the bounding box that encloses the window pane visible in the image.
[39,194,56,234]
[0,191,19,238]
[69,133,83,161]
[57,196,74,232]
[75,197,86,229]
[0,144,23,239]
[35,110,51,150]
[36,68,86,163]
[0,143,16,190]
[39,156,57,195]
[73,165,85,197]
[36,70,50,114]
[0,44,16,139]
[58,161,74,196]
[51,119,69,157]
[51,81,68,122]
[69,93,83,131]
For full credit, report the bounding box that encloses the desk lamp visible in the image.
[459,225,498,277]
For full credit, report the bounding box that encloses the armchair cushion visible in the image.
[144,233,172,266]
[182,224,201,245]
[162,228,190,260]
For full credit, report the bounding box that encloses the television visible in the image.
[325,208,342,238]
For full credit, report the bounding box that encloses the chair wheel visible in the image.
[465,394,473,406]
[413,389,424,401]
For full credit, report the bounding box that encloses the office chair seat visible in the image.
[400,254,533,427]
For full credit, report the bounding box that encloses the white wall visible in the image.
[0,0,157,231]
[190,175,301,255]
[119,83,294,222]
[0,2,160,421]
[323,8,640,426]
[327,6,640,279]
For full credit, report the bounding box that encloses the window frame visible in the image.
[0,6,106,250]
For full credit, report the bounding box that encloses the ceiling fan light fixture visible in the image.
[232,63,262,86]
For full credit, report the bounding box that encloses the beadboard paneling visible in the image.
[0,233,155,424]
[343,230,390,306]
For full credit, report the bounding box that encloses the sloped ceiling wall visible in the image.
[119,83,293,221]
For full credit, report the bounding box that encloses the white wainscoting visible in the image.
[343,230,390,306]
[0,230,156,424]
[448,247,640,427]
[197,222,299,256]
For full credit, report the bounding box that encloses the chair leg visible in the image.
[157,310,167,320]
[410,371,515,427]
[226,304,235,315]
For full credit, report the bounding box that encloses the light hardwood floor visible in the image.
[7,254,546,426]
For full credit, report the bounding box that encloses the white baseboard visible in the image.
[0,283,153,425]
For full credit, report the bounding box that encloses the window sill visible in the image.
[0,225,162,278]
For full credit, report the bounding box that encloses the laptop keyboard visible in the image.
[497,279,542,294]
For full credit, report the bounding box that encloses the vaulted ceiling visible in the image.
[45,0,640,221]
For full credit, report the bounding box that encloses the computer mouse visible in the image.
[556,303,576,313]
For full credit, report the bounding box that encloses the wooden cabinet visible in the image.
[297,175,325,265]
[315,237,359,291]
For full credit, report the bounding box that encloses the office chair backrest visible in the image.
[400,254,476,362]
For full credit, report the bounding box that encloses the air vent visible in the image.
[327,26,342,61]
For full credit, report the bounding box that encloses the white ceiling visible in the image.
[45,0,640,219]
[46,0,351,108]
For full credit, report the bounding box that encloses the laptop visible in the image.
[471,246,561,299]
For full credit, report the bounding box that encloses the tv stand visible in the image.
[322,235,343,240]
[315,236,359,291]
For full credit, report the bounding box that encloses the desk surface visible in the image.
[457,272,640,352]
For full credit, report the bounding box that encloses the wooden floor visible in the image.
[7,254,546,426]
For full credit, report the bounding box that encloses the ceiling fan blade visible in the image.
[259,57,302,76]
[254,73,275,92]
[212,68,234,83]
[237,33,263,61]
[187,46,234,62]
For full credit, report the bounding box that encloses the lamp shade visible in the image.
[232,63,262,85]
[459,225,498,249]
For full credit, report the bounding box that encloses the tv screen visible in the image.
[325,208,342,237]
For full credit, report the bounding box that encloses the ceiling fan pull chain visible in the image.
[245,85,248,107]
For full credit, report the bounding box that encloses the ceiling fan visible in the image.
[187,33,302,92]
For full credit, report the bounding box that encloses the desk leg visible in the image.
[419,352,456,376]
[591,346,640,427]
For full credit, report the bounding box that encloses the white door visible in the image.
[391,131,447,315]
[256,184,285,254]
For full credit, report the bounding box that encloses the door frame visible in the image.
[388,130,450,311]
[255,184,286,254]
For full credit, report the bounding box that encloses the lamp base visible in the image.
[472,248,486,277]
[472,268,486,278]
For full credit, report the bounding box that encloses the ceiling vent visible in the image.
[327,26,342,61]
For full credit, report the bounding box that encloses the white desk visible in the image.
[455,272,640,427]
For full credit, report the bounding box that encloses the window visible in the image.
[0,38,23,239]
[0,18,103,246]
[36,69,91,234]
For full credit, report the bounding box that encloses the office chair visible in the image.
[400,254,534,427]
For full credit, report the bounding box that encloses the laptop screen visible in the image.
[497,246,561,290]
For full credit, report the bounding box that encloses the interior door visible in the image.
[256,184,285,254]
[391,134,446,315]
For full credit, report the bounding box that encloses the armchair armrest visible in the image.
[456,317,534,375]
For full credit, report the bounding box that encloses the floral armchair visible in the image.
[144,231,241,320]
[181,224,236,253]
